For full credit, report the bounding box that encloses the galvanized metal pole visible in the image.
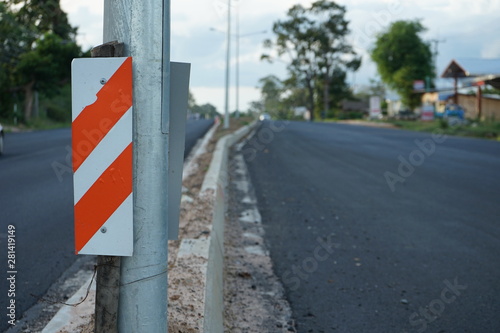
[224,0,231,129]
[103,1,170,332]
[235,4,240,119]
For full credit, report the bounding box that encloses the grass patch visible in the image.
[26,117,71,130]
[0,117,70,132]
[387,119,500,140]
[215,116,254,140]
[324,117,500,141]
[445,122,500,140]
[387,120,441,132]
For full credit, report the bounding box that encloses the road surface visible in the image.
[0,119,213,331]
[245,121,500,332]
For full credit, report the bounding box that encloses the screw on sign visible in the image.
[71,57,133,256]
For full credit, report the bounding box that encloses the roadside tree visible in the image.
[262,0,360,121]
[1,0,82,122]
[371,20,434,110]
[258,75,286,119]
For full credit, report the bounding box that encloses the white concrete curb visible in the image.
[184,120,257,332]
[42,276,96,333]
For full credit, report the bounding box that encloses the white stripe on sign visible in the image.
[71,57,132,121]
[79,194,134,256]
[73,107,133,204]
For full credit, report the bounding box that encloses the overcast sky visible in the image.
[61,0,500,113]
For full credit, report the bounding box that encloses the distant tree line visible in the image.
[187,91,219,119]
[0,0,85,123]
[254,1,436,120]
[259,0,361,121]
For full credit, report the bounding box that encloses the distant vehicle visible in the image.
[396,109,417,120]
[0,123,4,155]
[443,104,465,120]
[259,113,271,121]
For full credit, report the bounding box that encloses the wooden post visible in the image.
[92,40,124,333]
[454,76,458,104]
[477,85,482,121]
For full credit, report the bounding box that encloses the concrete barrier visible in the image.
[196,120,256,332]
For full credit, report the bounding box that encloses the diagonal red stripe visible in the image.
[74,143,133,253]
[72,57,133,172]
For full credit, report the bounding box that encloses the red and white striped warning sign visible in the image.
[71,57,133,256]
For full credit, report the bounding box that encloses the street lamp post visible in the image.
[235,5,239,118]
[212,5,265,124]
[223,0,231,129]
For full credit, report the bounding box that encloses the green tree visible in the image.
[482,85,500,96]
[188,91,219,119]
[263,0,360,120]
[247,100,264,116]
[5,0,76,42]
[0,0,81,121]
[370,20,434,109]
[14,33,81,120]
[0,3,26,62]
[258,75,284,118]
[282,86,309,117]
[257,75,300,120]
[0,2,26,118]
[316,67,354,117]
[191,103,219,119]
[187,90,196,110]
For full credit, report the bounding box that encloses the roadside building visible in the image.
[441,58,500,120]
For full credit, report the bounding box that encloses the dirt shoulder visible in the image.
[223,139,296,332]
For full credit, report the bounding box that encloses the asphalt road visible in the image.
[245,121,500,333]
[0,118,213,332]
[184,118,214,158]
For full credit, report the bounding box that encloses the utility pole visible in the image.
[103,1,170,332]
[430,38,446,78]
[215,2,265,122]
[224,0,231,129]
